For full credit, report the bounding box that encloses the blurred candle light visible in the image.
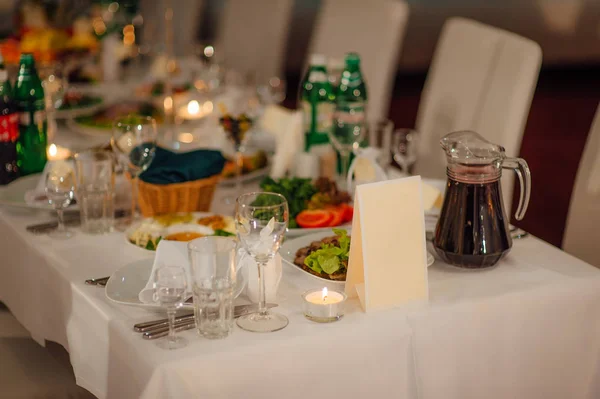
[47,144,71,161]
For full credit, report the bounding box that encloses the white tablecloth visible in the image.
[2,192,600,399]
[2,103,600,398]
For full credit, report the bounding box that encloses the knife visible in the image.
[26,209,128,234]
[139,304,278,339]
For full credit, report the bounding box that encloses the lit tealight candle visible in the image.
[302,287,347,323]
[178,100,213,121]
[47,144,72,161]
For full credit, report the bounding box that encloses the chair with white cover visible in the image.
[259,105,304,179]
[413,17,542,211]
[307,0,409,121]
[216,0,294,80]
[139,0,204,57]
[563,103,600,267]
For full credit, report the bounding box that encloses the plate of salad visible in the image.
[67,101,163,137]
[55,91,104,119]
[280,229,435,285]
[280,229,350,286]
[256,177,353,237]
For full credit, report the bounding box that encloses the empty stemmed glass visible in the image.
[111,116,157,228]
[392,129,419,174]
[329,109,367,190]
[45,163,76,239]
[256,76,286,105]
[219,113,252,205]
[235,192,289,333]
[153,265,188,350]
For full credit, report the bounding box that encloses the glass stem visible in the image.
[56,208,65,232]
[257,261,267,316]
[340,150,351,188]
[234,150,243,198]
[167,307,176,343]
[130,174,139,220]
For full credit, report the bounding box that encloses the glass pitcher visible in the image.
[433,131,531,269]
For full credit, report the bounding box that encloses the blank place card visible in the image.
[345,176,429,311]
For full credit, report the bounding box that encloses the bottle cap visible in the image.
[345,52,361,66]
[19,53,35,66]
[309,54,326,66]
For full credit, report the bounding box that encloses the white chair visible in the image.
[413,17,542,211]
[563,103,600,267]
[216,0,294,80]
[260,105,304,178]
[307,0,409,120]
[139,0,204,57]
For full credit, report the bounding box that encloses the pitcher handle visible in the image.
[502,157,531,221]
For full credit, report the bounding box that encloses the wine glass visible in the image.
[153,265,188,350]
[45,163,76,239]
[329,108,367,189]
[219,114,252,205]
[256,76,286,105]
[392,129,419,174]
[111,116,157,228]
[235,192,289,333]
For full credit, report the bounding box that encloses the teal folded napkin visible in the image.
[139,147,226,185]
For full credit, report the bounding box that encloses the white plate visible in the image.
[219,165,270,186]
[55,97,105,120]
[104,258,176,308]
[124,211,231,251]
[105,256,246,309]
[66,118,112,137]
[0,174,77,210]
[280,230,435,287]
[286,223,352,238]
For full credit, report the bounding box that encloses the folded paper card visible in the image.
[345,176,429,311]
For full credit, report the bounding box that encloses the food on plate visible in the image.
[74,102,162,129]
[57,91,102,110]
[135,81,192,97]
[221,150,268,178]
[164,232,205,242]
[293,229,350,281]
[155,213,194,226]
[258,177,352,228]
[197,215,235,231]
[127,213,236,250]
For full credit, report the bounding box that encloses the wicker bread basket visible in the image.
[136,174,221,217]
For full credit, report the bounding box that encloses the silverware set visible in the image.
[26,209,128,235]
[133,304,278,340]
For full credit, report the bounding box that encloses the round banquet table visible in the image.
[1,94,600,398]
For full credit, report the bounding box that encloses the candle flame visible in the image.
[322,287,328,301]
[48,143,57,157]
[187,100,200,115]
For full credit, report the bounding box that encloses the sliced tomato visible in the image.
[296,209,332,228]
[339,204,354,223]
[325,206,345,227]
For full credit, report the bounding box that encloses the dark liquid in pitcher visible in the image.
[434,179,512,269]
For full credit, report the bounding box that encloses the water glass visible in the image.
[367,119,394,167]
[153,265,188,350]
[329,107,367,189]
[235,192,289,333]
[112,116,157,227]
[392,129,419,174]
[74,150,115,234]
[45,162,76,239]
[189,237,237,339]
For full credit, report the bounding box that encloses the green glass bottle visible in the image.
[15,53,47,175]
[300,54,335,153]
[334,52,368,174]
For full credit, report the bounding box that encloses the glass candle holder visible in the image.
[301,288,347,323]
